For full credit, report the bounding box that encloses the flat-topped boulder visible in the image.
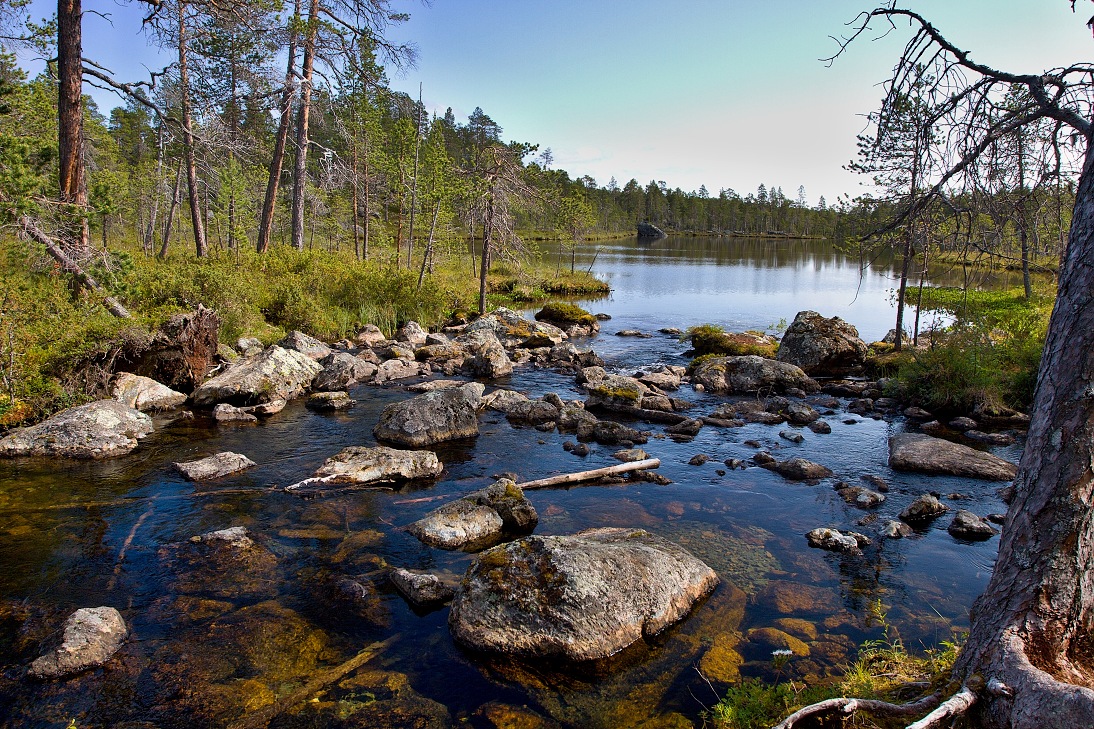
[374,382,485,446]
[888,433,1017,480]
[313,352,377,391]
[776,310,868,376]
[288,445,442,491]
[0,400,153,459]
[111,372,187,411]
[389,568,455,607]
[174,452,256,481]
[449,527,718,661]
[407,479,537,550]
[190,345,322,406]
[692,355,819,395]
[29,607,129,679]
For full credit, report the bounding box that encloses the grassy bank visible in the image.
[0,235,608,426]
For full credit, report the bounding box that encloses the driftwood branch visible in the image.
[773,691,942,729]
[18,216,131,319]
[226,633,399,729]
[520,458,661,490]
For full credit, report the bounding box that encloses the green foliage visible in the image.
[704,679,797,729]
[685,324,777,358]
[895,286,1050,413]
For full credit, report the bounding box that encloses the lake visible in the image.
[0,236,1019,728]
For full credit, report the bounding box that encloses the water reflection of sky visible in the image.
[554,237,911,341]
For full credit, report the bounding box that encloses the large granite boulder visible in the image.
[449,527,718,661]
[637,221,667,239]
[692,355,819,395]
[374,382,485,446]
[277,330,332,360]
[111,372,187,411]
[395,321,429,347]
[776,311,868,376]
[407,479,537,550]
[28,607,129,679]
[190,345,322,406]
[464,308,566,349]
[0,400,153,459]
[288,445,442,490]
[889,433,1017,481]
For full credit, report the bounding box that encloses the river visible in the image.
[0,236,1021,728]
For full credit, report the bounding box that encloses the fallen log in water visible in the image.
[520,458,661,490]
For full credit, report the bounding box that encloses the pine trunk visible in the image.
[289,0,319,252]
[57,0,89,254]
[953,138,1094,729]
[177,0,207,258]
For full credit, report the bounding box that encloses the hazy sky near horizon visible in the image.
[16,0,1094,204]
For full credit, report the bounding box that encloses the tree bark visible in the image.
[57,0,89,254]
[159,158,183,258]
[478,194,493,314]
[952,137,1094,729]
[177,0,207,258]
[256,0,299,254]
[289,0,319,252]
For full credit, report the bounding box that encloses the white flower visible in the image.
[771,649,793,657]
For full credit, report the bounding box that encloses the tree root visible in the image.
[987,628,1094,729]
[772,691,942,729]
[906,686,976,729]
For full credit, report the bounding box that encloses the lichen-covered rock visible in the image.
[460,330,513,378]
[407,479,537,550]
[395,321,429,347]
[449,527,718,661]
[577,419,649,446]
[806,528,870,556]
[277,330,332,360]
[29,607,129,679]
[880,520,914,539]
[389,568,455,607]
[191,346,322,406]
[355,324,387,346]
[583,373,649,408]
[692,355,819,395]
[373,358,429,383]
[0,400,153,459]
[111,372,187,411]
[174,452,256,481]
[295,445,442,488]
[948,510,998,540]
[776,310,868,375]
[834,483,886,508]
[374,382,484,446]
[464,307,566,348]
[484,389,560,424]
[888,433,1017,480]
[899,494,950,524]
[313,351,376,391]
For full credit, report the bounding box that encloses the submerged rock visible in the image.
[449,527,718,661]
[374,382,485,446]
[408,479,537,550]
[29,606,129,679]
[889,433,1017,480]
[111,372,187,411]
[174,452,256,481]
[191,346,322,406]
[834,483,886,508]
[389,568,455,607]
[159,526,279,600]
[0,400,153,459]
[691,355,819,395]
[776,310,868,376]
[763,457,834,481]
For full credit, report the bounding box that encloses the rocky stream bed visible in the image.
[0,307,1024,728]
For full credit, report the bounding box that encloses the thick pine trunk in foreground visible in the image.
[954,138,1094,728]
[57,0,89,254]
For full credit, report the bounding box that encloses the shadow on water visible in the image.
[0,236,1022,728]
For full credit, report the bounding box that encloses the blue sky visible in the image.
[17,0,1094,203]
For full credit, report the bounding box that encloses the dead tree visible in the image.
[783,6,1094,728]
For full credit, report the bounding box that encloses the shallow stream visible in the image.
[0,237,1023,728]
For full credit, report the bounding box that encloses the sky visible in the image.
[15,0,1094,204]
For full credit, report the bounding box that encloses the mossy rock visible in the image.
[745,627,810,656]
[686,324,778,358]
[773,617,819,641]
[699,632,745,682]
[535,302,597,327]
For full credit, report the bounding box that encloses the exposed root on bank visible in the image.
[772,691,942,729]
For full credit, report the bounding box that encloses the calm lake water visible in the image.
[0,237,1021,728]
